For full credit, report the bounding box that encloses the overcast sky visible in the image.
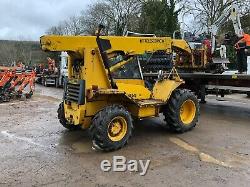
[0,0,93,41]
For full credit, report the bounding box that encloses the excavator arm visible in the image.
[210,3,244,54]
[40,35,192,76]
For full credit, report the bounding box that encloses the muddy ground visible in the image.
[0,85,250,187]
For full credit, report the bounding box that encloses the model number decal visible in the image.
[140,39,165,43]
[128,94,136,98]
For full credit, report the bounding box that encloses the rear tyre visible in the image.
[89,105,133,152]
[57,102,80,130]
[163,89,199,133]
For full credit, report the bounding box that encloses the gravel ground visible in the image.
[0,85,249,187]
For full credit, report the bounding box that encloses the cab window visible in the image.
[111,57,142,79]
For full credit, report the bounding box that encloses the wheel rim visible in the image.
[108,116,128,142]
[180,99,196,125]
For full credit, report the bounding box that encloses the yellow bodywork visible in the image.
[152,79,183,101]
[41,36,173,54]
[172,39,192,54]
[40,35,187,129]
[116,82,151,100]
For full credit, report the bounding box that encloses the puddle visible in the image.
[71,141,93,153]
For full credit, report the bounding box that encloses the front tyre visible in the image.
[163,89,199,133]
[89,105,133,152]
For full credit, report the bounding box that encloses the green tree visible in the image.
[138,0,181,36]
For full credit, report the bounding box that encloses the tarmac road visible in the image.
[0,85,249,187]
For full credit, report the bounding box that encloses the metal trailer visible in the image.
[144,72,250,103]
[39,74,60,87]
[36,52,68,88]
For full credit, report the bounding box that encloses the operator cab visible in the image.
[111,56,143,82]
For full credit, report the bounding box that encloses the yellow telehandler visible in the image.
[40,26,199,151]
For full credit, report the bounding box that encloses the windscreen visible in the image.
[111,57,142,79]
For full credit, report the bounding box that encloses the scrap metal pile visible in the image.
[0,67,36,103]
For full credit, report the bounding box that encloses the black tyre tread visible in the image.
[57,102,80,130]
[163,89,199,133]
[89,105,133,152]
[247,92,250,97]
